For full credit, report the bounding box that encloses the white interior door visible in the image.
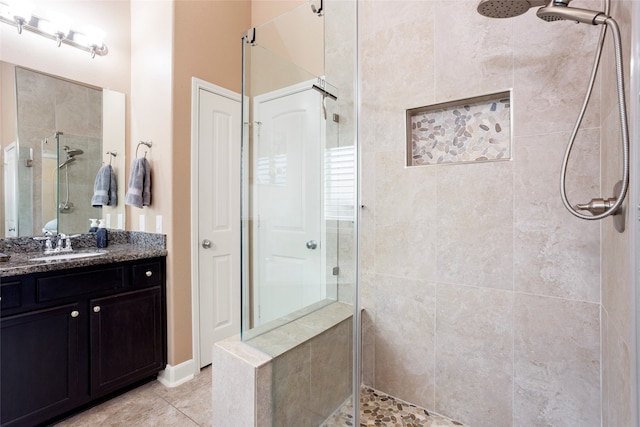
[196,84,241,367]
[253,84,325,326]
[4,143,17,237]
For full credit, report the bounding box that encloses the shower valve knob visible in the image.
[576,197,619,216]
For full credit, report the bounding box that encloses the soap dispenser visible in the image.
[89,218,99,233]
[96,220,108,248]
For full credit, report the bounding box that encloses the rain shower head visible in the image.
[476,0,546,18]
[477,0,608,24]
[63,146,84,156]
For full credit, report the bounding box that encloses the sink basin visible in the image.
[30,251,108,262]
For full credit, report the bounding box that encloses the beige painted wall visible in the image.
[169,0,251,364]
[251,0,306,27]
[129,0,176,361]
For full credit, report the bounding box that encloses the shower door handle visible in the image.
[202,239,212,249]
[306,240,318,250]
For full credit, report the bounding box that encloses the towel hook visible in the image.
[136,141,152,158]
[106,151,117,166]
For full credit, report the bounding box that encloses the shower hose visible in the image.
[560,10,630,220]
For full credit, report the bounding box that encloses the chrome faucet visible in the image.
[34,232,80,254]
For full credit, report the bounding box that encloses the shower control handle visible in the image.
[576,197,619,216]
[306,240,318,250]
[202,239,212,249]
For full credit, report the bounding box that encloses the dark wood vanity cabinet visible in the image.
[90,286,164,397]
[1,303,83,426]
[0,257,166,427]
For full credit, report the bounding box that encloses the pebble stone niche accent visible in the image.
[323,387,464,427]
[407,91,511,166]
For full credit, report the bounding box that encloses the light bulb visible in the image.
[9,0,34,33]
[50,12,71,35]
[83,25,105,48]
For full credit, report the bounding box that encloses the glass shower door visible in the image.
[239,1,358,425]
[252,84,327,327]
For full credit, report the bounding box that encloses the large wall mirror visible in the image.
[1,62,125,238]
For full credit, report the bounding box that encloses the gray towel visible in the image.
[91,165,117,207]
[125,158,151,208]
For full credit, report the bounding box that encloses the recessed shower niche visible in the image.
[406,90,512,166]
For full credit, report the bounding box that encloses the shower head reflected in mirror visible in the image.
[59,146,84,168]
[58,157,77,168]
[63,146,84,157]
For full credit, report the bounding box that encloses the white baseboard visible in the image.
[157,359,196,388]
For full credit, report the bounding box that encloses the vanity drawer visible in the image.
[37,266,125,302]
[132,261,162,287]
[1,280,22,310]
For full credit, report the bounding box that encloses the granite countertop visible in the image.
[0,231,167,278]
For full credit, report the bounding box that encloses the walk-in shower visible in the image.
[478,0,629,221]
[58,144,84,213]
[38,132,103,235]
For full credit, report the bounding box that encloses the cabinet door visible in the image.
[1,304,81,427]
[90,287,163,397]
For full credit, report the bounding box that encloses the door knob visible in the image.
[71,310,79,318]
[93,306,101,313]
[202,239,212,249]
[306,240,318,250]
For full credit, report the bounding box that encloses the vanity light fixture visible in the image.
[0,1,108,58]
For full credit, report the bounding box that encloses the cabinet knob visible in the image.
[145,271,153,277]
[71,310,79,318]
[93,306,101,313]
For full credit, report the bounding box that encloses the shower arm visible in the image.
[560,12,629,220]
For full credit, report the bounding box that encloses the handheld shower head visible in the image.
[59,157,77,168]
[536,2,607,24]
[476,0,546,18]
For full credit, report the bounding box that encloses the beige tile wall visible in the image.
[272,319,353,426]
[213,318,352,427]
[358,0,636,425]
[600,0,635,425]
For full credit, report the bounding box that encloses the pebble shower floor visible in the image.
[323,387,464,427]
